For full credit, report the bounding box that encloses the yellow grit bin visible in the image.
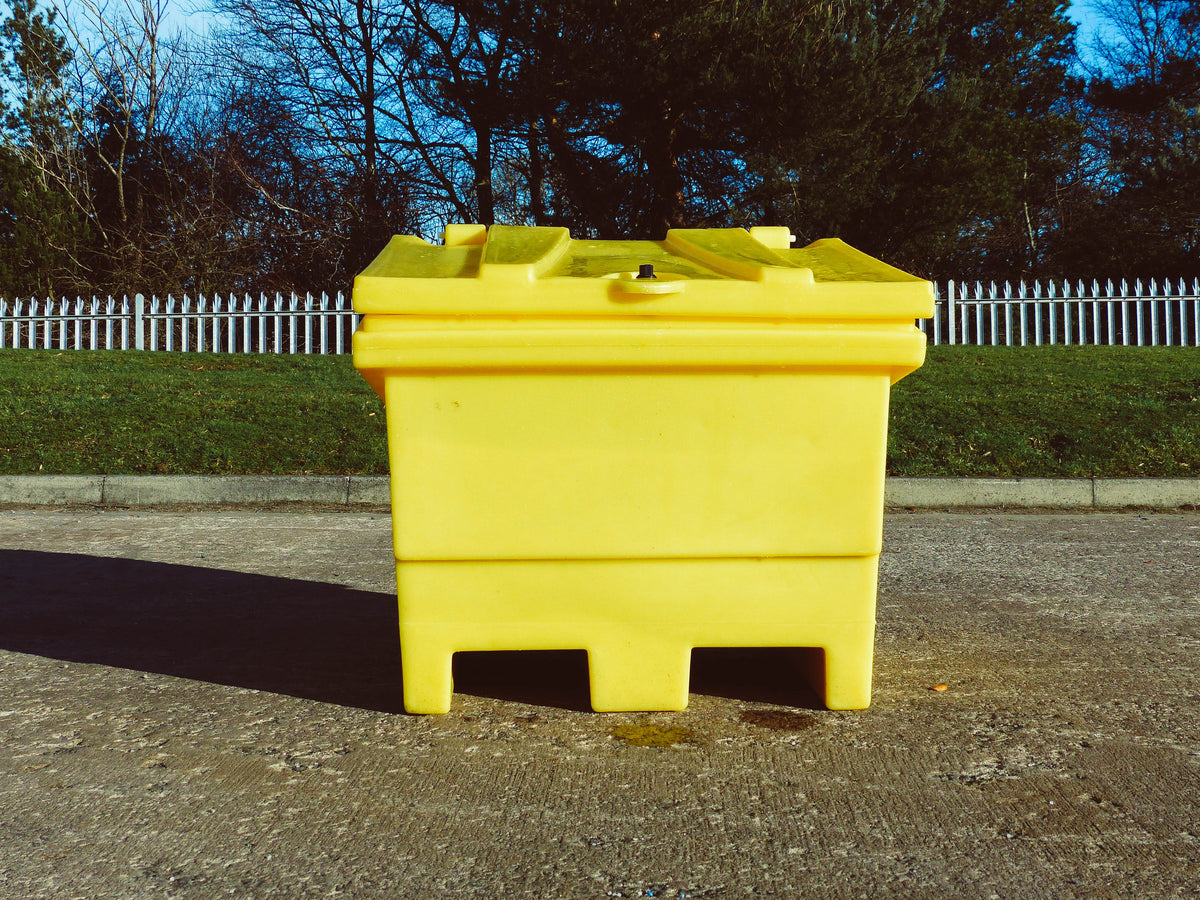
[352,224,933,714]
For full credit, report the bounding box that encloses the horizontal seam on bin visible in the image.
[394,555,883,563]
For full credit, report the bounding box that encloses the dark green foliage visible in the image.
[738,1,1083,280]
[0,0,85,297]
[0,0,72,140]
[0,143,83,296]
[426,0,769,236]
[442,0,1082,275]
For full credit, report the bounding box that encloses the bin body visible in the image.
[353,225,932,713]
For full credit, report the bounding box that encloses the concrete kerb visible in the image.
[0,475,105,505]
[885,477,1096,509]
[885,476,1200,509]
[0,475,1198,509]
[1091,477,1200,508]
[0,474,390,508]
[101,475,351,506]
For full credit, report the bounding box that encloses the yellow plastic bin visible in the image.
[352,224,932,714]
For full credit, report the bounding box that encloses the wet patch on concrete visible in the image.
[610,722,697,748]
[738,709,818,732]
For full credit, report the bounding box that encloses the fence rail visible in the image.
[4,280,1200,352]
[0,292,358,354]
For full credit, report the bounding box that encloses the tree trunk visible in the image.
[474,122,494,226]
[527,122,545,225]
[647,117,686,236]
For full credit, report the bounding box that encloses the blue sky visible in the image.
[1066,0,1111,54]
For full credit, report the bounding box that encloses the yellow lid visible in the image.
[352,225,934,320]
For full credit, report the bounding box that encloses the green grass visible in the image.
[887,346,1200,477]
[0,350,387,475]
[1,346,1198,477]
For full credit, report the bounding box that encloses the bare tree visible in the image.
[212,0,535,239]
[52,0,200,287]
[398,0,528,226]
[1087,0,1200,83]
[212,0,437,240]
[62,0,183,225]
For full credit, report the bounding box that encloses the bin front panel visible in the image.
[385,370,891,561]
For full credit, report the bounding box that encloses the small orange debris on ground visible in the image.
[931,683,949,692]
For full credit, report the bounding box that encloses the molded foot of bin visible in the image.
[399,633,454,714]
[818,627,876,710]
[587,640,692,712]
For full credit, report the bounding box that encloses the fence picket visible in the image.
[1163,278,1172,346]
[201,295,210,352]
[256,293,266,353]
[213,294,222,351]
[1150,279,1159,346]
[146,296,155,351]
[1180,279,1188,346]
[1049,280,1059,346]
[1135,279,1145,346]
[180,295,190,351]
[1119,280,1129,346]
[1003,282,1013,345]
[1017,281,1026,347]
[1067,281,1075,343]
[947,280,957,345]
[240,294,250,353]
[286,293,296,354]
[988,283,998,348]
[335,292,346,353]
[1195,286,1200,346]
[301,292,311,355]
[319,292,329,354]
[225,293,234,353]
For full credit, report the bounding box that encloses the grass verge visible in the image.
[1,346,1198,477]
[888,346,1200,477]
[0,350,386,475]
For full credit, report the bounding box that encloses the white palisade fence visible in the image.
[923,278,1200,347]
[0,292,359,354]
[3,279,1200,352]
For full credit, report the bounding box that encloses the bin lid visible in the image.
[352,225,934,320]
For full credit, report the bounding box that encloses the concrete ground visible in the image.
[0,507,1197,899]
